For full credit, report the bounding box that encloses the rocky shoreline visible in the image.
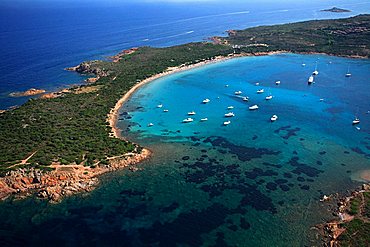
[0,149,150,203]
[9,88,46,97]
[316,183,370,246]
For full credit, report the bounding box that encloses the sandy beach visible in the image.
[107,50,289,139]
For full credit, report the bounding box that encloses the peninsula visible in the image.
[0,15,369,205]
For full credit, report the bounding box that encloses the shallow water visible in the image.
[0,55,369,246]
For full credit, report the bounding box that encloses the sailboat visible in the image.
[345,66,351,77]
[312,61,319,75]
[352,107,360,125]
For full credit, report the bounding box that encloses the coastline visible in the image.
[107,50,288,140]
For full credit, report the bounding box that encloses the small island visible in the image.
[9,88,46,97]
[321,7,351,13]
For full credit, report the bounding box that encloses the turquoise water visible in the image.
[0,54,369,246]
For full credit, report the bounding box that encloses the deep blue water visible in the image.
[1,0,370,109]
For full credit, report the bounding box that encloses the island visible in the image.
[321,7,351,13]
[0,15,369,243]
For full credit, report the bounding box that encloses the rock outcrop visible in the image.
[9,88,46,97]
[0,149,150,203]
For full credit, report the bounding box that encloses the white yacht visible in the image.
[188,111,196,115]
[183,118,194,123]
[148,123,154,127]
[200,118,208,122]
[249,105,259,110]
[242,96,249,102]
[308,75,314,85]
[234,91,242,95]
[202,98,210,104]
[352,118,360,125]
[257,89,264,94]
[223,120,231,125]
[275,80,281,85]
[270,115,278,122]
[227,106,234,110]
[157,104,163,108]
[224,112,235,117]
[265,95,273,100]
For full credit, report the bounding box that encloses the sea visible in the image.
[0,0,370,246]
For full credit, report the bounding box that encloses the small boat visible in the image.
[308,75,314,85]
[224,112,235,117]
[319,98,324,102]
[227,106,234,109]
[302,63,306,66]
[202,98,210,104]
[257,89,264,94]
[200,118,208,122]
[255,82,260,86]
[225,84,229,87]
[183,118,194,123]
[157,104,163,108]
[188,111,196,115]
[275,80,281,85]
[148,123,154,127]
[270,115,278,122]
[163,109,169,112]
[352,118,360,125]
[223,120,231,125]
[234,91,242,95]
[356,126,361,130]
[249,105,259,110]
[265,95,273,100]
[242,96,249,102]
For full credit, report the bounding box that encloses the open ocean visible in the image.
[0,0,370,246]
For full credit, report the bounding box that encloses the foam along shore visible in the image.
[107,51,286,140]
[0,149,151,203]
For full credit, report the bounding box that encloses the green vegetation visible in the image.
[0,15,369,175]
[339,219,370,247]
[0,43,232,175]
[222,14,370,58]
[338,190,370,246]
[349,197,361,215]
